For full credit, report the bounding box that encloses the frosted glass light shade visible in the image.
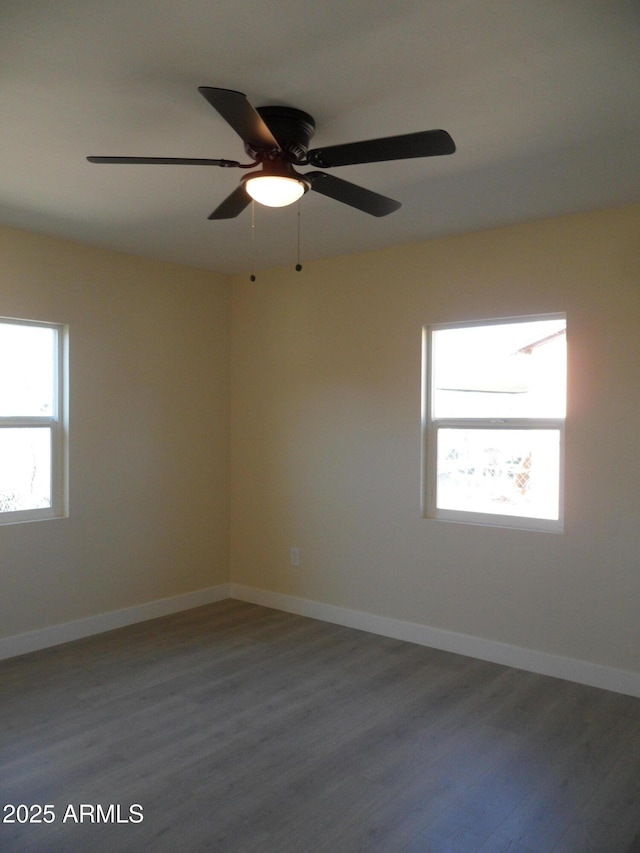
[245,175,306,207]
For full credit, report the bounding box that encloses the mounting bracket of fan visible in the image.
[248,106,316,164]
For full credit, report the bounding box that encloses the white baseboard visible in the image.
[0,583,231,661]
[230,583,640,699]
[4,581,638,699]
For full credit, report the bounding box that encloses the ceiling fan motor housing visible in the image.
[250,106,316,163]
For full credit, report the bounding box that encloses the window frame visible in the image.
[0,317,68,525]
[421,313,566,533]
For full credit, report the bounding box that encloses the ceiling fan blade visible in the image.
[307,171,401,217]
[208,185,252,220]
[198,87,280,152]
[87,156,241,166]
[307,129,455,168]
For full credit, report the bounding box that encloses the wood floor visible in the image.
[1,599,640,853]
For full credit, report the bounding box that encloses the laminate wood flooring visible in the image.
[1,599,639,852]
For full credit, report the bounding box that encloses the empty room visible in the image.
[1,2,640,851]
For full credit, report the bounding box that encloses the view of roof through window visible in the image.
[432,317,566,420]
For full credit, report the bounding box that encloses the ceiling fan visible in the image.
[88,87,455,219]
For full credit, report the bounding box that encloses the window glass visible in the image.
[0,322,56,417]
[432,318,566,419]
[0,427,52,512]
[436,428,561,521]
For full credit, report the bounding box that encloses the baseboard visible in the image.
[230,583,640,699]
[0,583,231,661]
[4,581,638,699]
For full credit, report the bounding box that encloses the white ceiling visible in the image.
[2,0,639,275]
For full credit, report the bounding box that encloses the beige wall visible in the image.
[230,203,640,673]
[0,227,230,637]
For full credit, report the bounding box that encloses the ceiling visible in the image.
[2,0,640,275]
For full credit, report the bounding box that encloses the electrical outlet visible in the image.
[290,547,300,567]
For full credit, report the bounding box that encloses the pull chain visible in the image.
[296,201,302,272]
[249,201,303,279]
[250,201,256,282]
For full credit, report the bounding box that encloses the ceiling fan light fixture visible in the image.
[244,173,308,207]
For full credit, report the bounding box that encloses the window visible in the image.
[422,314,566,532]
[0,318,67,524]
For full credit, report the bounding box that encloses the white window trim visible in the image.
[421,314,566,533]
[0,318,68,525]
